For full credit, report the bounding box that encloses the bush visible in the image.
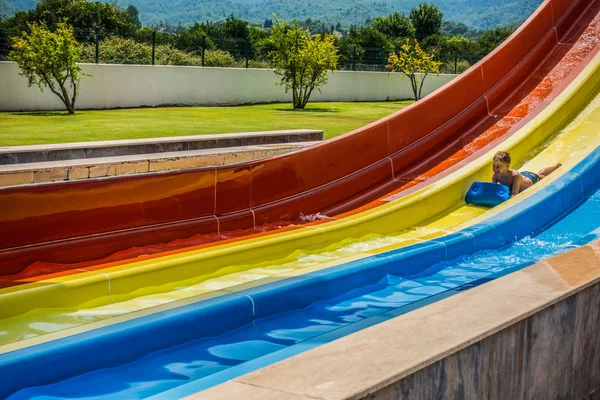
[154,45,202,65]
[80,36,243,67]
[247,59,270,69]
[81,37,150,64]
[204,49,236,67]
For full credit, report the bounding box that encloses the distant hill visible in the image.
[0,0,14,16]
[2,0,543,30]
[1,0,32,15]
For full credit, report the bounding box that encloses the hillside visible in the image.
[0,0,13,16]
[2,0,32,15]
[2,0,543,30]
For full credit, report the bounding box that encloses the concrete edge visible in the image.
[0,143,317,187]
[0,129,324,165]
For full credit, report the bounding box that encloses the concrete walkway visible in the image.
[0,129,323,164]
[0,143,317,187]
[0,130,323,187]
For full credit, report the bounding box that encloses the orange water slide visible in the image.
[1,0,598,277]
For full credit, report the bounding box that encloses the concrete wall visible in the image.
[0,61,456,111]
[0,143,313,187]
[366,275,600,400]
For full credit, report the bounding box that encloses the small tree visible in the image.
[9,22,88,114]
[269,17,339,109]
[387,39,441,101]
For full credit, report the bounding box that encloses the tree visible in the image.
[477,26,514,55]
[174,23,209,54]
[371,12,415,39]
[0,14,10,60]
[387,39,441,101]
[249,26,270,60]
[126,5,141,30]
[9,22,89,114]
[336,35,365,70]
[349,25,390,68]
[214,14,250,59]
[440,34,477,73]
[2,0,137,43]
[409,3,443,41]
[269,17,338,109]
[222,13,249,39]
[441,20,469,36]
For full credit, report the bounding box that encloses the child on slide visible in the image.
[492,151,562,197]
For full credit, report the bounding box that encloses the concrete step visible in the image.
[0,142,319,187]
[0,129,323,165]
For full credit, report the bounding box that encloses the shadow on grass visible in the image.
[275,108,340,113]
[10,112,77,117]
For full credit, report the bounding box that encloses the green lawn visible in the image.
[0,101,413,146]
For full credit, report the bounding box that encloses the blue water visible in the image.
[10,190,600,400]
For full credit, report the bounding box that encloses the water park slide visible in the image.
[1,2,597,288]
[5,16,599,287]
[1,0,597,273]
[1,47,599,350]
[1,95,600,400]
[3,22,597,286]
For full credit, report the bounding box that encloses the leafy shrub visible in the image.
[203,49,236,67]
[81,37,150,64]
[81,36,240,67]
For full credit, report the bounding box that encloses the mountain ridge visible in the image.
[2,0,543,30]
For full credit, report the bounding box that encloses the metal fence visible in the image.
[0,28,483,73]
[75,28,268,68]
[0,32,9,61]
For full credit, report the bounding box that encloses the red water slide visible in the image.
[1,0,598,276]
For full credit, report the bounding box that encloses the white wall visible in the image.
[0,61,456,111]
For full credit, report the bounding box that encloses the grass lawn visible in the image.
[0,101,413,146]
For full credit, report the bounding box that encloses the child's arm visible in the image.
[510,173,522,196]
[492,174,498,184]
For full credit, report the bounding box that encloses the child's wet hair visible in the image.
[493,151,511,165]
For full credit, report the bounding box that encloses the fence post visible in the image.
[381,48,386,72]
[245,38,249,69]
[202,35,205,67]
[0,32,4,61]
[151,30,156,65]
[95,28,99,64]
[454,54,458,74]
[352,45,356,71]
